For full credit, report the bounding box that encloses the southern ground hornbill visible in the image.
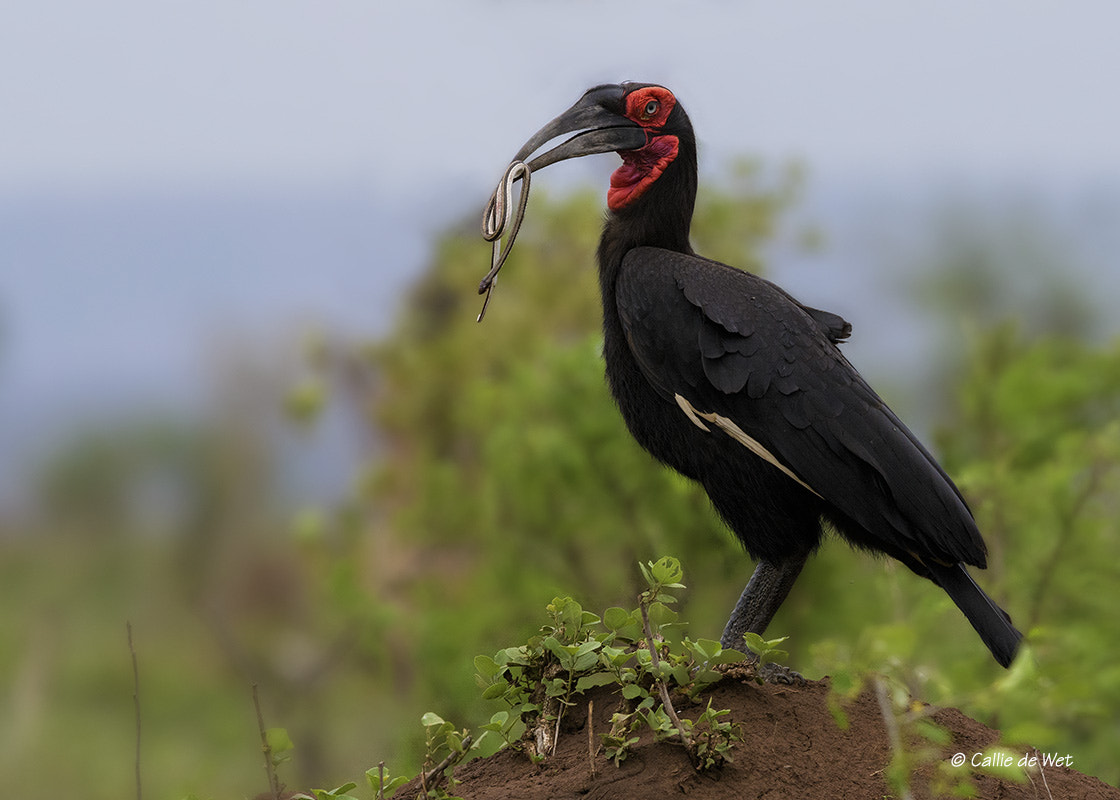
[480,82,1022,668]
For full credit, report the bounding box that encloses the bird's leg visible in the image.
[720,555,808,685]
[720,556,806,646]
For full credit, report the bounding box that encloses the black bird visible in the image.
[491,83,1021,668]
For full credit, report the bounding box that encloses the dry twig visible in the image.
[587,699,597,777]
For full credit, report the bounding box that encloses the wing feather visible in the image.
[616,246,986,567]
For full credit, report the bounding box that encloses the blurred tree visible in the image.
[899,201,1104,418]
[915,205,1098,341]
[33,421,208,540]
[938,327,1120,780]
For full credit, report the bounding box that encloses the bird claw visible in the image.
[757,661,807,686]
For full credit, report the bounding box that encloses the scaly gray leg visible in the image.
[720,556,809,685]
[720,555,807,649]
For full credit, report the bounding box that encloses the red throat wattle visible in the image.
[607,135,680,211]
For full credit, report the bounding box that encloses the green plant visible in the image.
[365,763,409,800]
[311,782,359,800]
[475,556,749,771]
[474,595,612,758]
[739,632,789,672]
[601,711,642,766]
[416,712,478,799]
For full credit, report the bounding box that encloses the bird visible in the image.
[488,82,1022,668]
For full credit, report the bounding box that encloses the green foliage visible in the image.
[473,557,745,770]
[739,633,789,672]
[811,327,1120,786]
[268,561,749,794]
[312,781,359,800]
[412,711,487,798]
[601,712,641,767]
[367,764,410,800]
[936,328,1120,781]
[266,727,295,769]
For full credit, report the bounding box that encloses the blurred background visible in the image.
[3,1,1119,797]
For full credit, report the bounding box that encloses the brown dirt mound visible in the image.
[402,673,1118,800]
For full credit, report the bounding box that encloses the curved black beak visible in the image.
[513,84,648,171]
[476,85,648,322]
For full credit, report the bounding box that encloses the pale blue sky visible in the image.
[2,1,1118,193]
[2,1,1119,505]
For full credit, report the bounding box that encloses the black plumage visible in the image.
[493,82,1021,667]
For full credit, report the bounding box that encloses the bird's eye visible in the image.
[643,99,660,118]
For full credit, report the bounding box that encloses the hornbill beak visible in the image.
[476,85,648,320]
[513,84,648,171]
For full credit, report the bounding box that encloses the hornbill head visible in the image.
[513,82,692,210]
[477,83,695,316]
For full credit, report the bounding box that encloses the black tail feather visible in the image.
[928,561,1023,668]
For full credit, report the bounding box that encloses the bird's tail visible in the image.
[927,561,1023,668]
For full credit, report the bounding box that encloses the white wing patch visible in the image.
[674,393,822,498]
[674,392,711,431]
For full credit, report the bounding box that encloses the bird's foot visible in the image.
[756,661,807,686]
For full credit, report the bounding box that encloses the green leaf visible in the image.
[265,727,294,756]
[573,650,600,672]
[446,730,464,752]
[621,683,646,700]
[712,647,747,665]
[481,681,511,700]
[365,769,409,800]
[474,654,500,678]
[496,646,531,666]
[420,711,446,727]
[603,606,634,631]
[646,602,679,628]
[544,635,575,665]
[576,672,617,692]
[694,663,721,681]
[647,556,685,587]
[575,640,600,656]
[670,664,691,686]
[600,644,631,666]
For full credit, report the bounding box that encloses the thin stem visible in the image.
[873,676,913,800]
[639,600,693,758]
[127,622,142,800]
[253,684,280,800]
[421,735,472,792]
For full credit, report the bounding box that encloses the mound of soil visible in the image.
[404,672,1118,800]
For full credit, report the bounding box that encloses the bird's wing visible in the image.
[615,246,986,567]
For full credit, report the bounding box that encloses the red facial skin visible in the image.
[607,87,680,211]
